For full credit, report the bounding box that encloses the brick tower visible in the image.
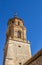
[3,16,31,65]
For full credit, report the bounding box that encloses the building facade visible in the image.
[3,16,31,65]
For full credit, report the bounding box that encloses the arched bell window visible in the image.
[12,21,14,23]
[18,22,20,25]
[17,31,21,38]
[12,21,14,25]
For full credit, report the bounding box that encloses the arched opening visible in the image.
[12,21,14,25]
[17,31,21,38]
[18,22,20,25]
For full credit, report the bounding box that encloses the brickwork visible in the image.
[28,55,42,65]
[24,49,42,65]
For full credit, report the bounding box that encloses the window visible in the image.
[18,22,20,25]
[17,31,21,38]
[12,21,14,24]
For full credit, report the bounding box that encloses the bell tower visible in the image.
[3,16,31,65]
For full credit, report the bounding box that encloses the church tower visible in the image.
[3,16,31,65]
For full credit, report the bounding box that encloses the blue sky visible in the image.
[0,0,42,65]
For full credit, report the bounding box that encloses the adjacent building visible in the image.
[24,49,42,65]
